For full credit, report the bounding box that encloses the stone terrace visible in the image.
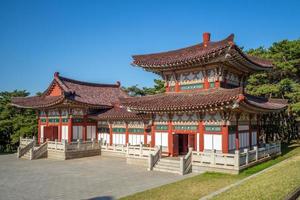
[0,154,194,200]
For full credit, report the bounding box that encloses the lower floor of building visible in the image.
[38,122,258,156]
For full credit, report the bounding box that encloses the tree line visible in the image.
[0,38,299,152]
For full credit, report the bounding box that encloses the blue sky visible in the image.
[0,0,299,95]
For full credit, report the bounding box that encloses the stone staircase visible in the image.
[20,146,45,160]
[153,157,182,174]
[21,149,32,159]
[18,137,48,160]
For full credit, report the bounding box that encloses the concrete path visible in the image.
[0,154,193,200]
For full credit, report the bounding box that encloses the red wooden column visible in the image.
[95,121,98,141]
[222,124,229,153]
[151,124,155,147]
[175,81,179,92]
[204,70,209,89]
[215,68,220,88]
[67,116,73,144]
[215,80,220,88]
[198,121,204,152]
[125,122,129,144]
[167,119,174,156]
[166,82,170,92]
[109,123,113,145]
[194,133,197,151]
[174,73,180,92]
[143,123,147,145]
[58,112,62,142]
[249,114,253,148]
[37,115,41,144]
[235,114,240,150]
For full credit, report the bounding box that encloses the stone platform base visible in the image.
[48,149,101,160]
[126,157,148,168]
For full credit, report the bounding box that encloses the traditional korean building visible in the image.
[11,72,149,145]
[121,33,287,156]
[12,33,287,158]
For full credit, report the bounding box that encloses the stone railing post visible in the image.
[139,143,143,157]
[19,136,22,146]
[235,150,240,170]
[92,138,95,149]
[180,157,184,175]
[212,150,216,165]
[266,143,270,156]
[99,140,102,155]
[17,146,21,158]
[33,136,36,146]
[159,145,162,159]
[148,154,154,171]
[126,143,129,156]
[254,146,258,161]
[279,142,281,154]
[77,139,80,150]
[244,149,249,165]
[63,140,67,152]
[55,139,58,150]
[30,147,34,160]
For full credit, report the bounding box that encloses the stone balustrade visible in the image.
[192,142,281,174]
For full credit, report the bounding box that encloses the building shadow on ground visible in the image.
[88,196,115,200]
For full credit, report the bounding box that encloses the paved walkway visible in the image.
[0,154,192,200]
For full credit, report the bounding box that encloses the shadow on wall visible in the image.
[88,196,115,200]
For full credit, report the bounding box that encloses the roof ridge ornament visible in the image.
[54,72,60,78]
[203,32,211,47]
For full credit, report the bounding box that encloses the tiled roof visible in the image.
[11,95,65,109]
[57,76,128,106]
[11,73,129,109]
[121,88,287,112]
[121,87,242,112]
[132,34,273,71]
[89,107,148,120]
[244,94,288,110]
[243,55,273,68]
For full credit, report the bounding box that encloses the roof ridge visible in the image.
[132,33,234,59]
[58,75,121,88]
[230,46,273,68]
[120,87,242,102]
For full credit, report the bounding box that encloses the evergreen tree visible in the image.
[0,90,37,152]
[246,39,300,141]
[123,79,165,96]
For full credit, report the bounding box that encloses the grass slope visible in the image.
[120,143,300,200]
[212,153,300,200]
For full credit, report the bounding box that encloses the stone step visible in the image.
[154,164,180,172]
[153,167,181,174]
[21,154,30,160]
[156,162,180,168]
[158,159,180,164]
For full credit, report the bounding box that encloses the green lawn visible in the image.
[120,143,300,200]
[212,151,300,200]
